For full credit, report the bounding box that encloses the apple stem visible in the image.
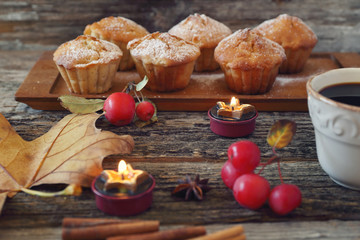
[272,146,285,183]
[257,154,278,175]
[133,89,141,103]
[122,82,132,93]
[277,157,284,184]
[139,91,145,102]
[272,146,277,155]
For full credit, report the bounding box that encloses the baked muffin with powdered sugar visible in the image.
[215,28,286,94]
[53,35,122,94]
[169,13,232,72]
[84,16,149,71]
[254,14,317,73]
[127,32,200,92]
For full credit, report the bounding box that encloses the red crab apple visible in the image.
[233,173,270,210]
[103,92,135,126]
[136,101,155,121]
[269,184,302,215]
[228,140,261,174]
[221,161,243,189]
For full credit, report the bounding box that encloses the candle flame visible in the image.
[118,160,127,173]
[102,159,147,191]
[216,96,254,119]
[230,97,237,107]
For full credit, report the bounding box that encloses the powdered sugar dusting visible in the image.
[276,75,306,87]
[85,16,149,42]
[254,14,318,49]
[276,67,326,87]
[168,13,232,48]
[128,32,200,66]
[269,62,330,97]
[191,71,225,92]
[53,35,122,69]
[215,28,286,69]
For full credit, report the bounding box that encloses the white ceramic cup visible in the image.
[307,68,360,190]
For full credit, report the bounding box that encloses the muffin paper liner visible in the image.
[56,59,120,94]
[195,47,219,72]
[132,58,195,92]
[280,47,313,74]
[221,64,281,94]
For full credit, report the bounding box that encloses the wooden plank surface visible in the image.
[2,50,360,239]
[2,220,360,240]
[1,109,360,239]
[1,160,359,226]
[16,51,360,112]
[1,0,360,53]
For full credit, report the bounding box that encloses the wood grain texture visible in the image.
[2,161,359,227]
[1,0,360,52]
[1,220,360,240]
[4,110,317,161]
[17,52,360,112]
[1,49,360,239]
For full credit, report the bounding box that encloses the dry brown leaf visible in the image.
[0,113,134,213]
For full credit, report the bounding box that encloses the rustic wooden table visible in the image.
[0,50,360,240]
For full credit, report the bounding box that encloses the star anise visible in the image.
[171,175,211,201]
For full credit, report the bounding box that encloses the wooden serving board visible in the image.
[15,51,360,111]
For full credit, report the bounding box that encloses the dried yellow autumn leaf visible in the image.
[267,120,296,149]
[0,113,134,213]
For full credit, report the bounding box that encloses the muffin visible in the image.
[84,16,149,71]
[168,13,232,72]
[53,35,122,94]
[127,32,200,92]
[214,28,286,94]
[254,14,318,73]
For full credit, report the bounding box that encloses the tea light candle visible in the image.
[91,160,155,216]
[208,97,258,137]
[217,97,255,119]
[101,160,148,192]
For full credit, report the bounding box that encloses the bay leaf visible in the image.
[59,95,105,114]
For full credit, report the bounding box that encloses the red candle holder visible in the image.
[91,174,155,216]
[208,105,258,138]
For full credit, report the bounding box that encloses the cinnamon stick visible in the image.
[227,234,246,240]
[62,220,159,240]
[107,226,206,240]
[188,225,244,240]
[62,217,136,228]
